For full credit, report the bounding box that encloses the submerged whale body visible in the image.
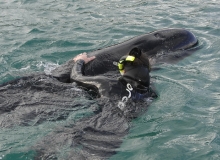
[52,28,198,83]
[0,28,198,159]
[85,28,198,75]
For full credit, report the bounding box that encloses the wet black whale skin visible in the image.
[52,28,198,83]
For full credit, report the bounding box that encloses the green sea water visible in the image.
[1,0,220,159]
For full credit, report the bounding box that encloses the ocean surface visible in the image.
[1,0,220,159]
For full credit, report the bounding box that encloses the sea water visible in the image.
[1,0,220,159]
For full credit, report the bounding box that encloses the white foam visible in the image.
[36,61,59,75]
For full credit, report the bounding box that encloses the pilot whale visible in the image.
[52,28,198,82]
[0,28,198,160]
